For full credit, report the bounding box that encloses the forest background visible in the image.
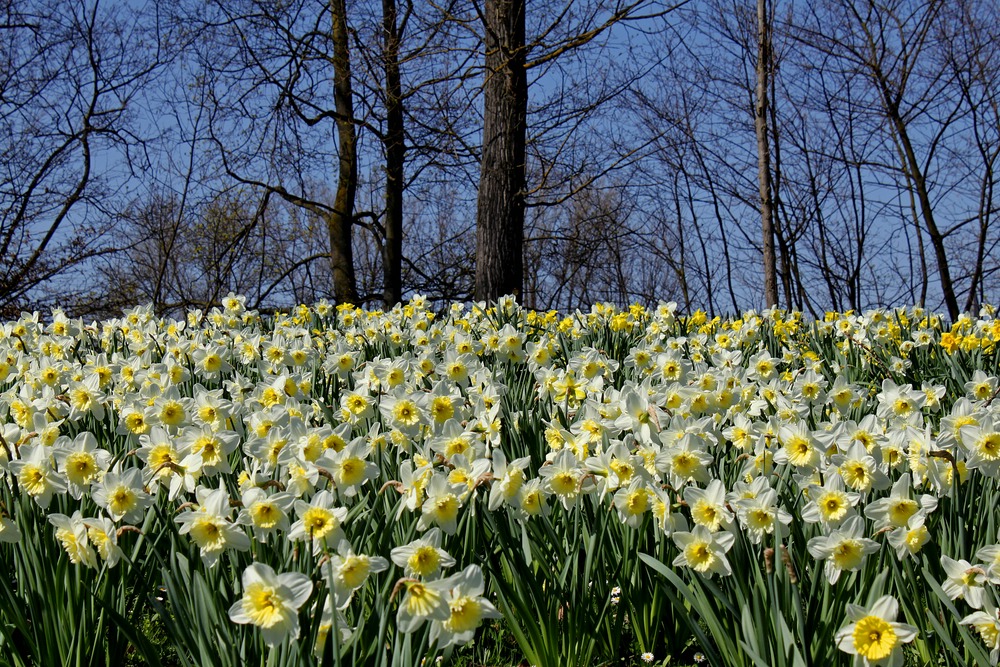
[2,0,997,319]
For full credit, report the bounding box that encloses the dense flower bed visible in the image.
[1,296,999,666]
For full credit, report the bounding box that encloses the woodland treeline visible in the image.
[2,0,998,318]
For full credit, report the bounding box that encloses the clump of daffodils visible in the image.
[1,295,1000,661]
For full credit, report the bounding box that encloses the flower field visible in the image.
[1,295,1000,666]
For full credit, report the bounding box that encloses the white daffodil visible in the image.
[864,474,936,530]
[323,539,388,609]
[0,515,21,543]
[395,577,452,633]
[91,467,151,523]
[801,472,860,528]
[734,487,791,545]
[831,441,890,494]
[941,555,988,609]
[962,597,1000,665]
[672,525,735,577]
[83,516,124,568]
[683,479,734,533]
[613,479,653,528]
[175,484,250,567]
[488,449,531,511]
[289,490,348,554]
[417,473,466,534]
[389,527,455,579]
[807,515,880,585]
[835,595,917,666]
[228,562,313,647]
[538,448,590,511]
[428,565,501,648]
[976,543,1000,584]
[236,487,294,541]
[655,434,713,489]
[48,511,98,568]
[886,514,931,560]
[9,443,66,509]
[53,431,110,500]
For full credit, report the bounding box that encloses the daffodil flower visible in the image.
[289,490,348,554]
[236,487,294,541]
[941,555,988,609]
[961,597,1000,665]
[684,479,734,533]
[228,563,313,647]
[53,431,110,500]
[0,516,21,543]
[834,595,917,666]
[864,473,936,530]
[9,443,66,509]
[801,472,860,528]
[92,467,151,523]
[395,577,452,633]
[175,484,250,567]
[323,539,388,609]
[672,525,735,577]
[807,515,880,584]
[48,511,98,568]
[428,565,500,648]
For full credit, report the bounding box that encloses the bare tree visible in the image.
[474,0,679,302]
[0,0,166,315]
[792,0,967,318]
[755,0,779,307]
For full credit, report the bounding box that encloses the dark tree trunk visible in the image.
[382,0,404,307]
[475,0,527,302]
[755,0,778,309]
[329,0,360,305]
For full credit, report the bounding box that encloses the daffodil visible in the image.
[961,598,1000,665]
[733,486,791,545]
[428,565,500,648]
[941,555,988,609]
[834,595,917,666]
[0,516,21,543]
[53,431,110,500]
[539,448,593,510]
[9,443,66,509]
[488,450,531,511]
[228,563,313,646]
[864,473,936,530]
[672,525,735,577]
[390,527,455,579]
[236,487,294,540]
[886,515,930,560]
[807,515,881,584]
[48,511,98,568]
[831,441,889,494]
[655,435,713,488]
[801,472,860,528]
[175,484,251,567]
[83,516,124,567]
[683,479,734,533]
[395,577,452,633]
[289,490,348,553]
[323,539,388,609]
[91,467,151,523]
[613,479,653,528]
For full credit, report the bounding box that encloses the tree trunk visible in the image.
[475,0,527,302]
[382,0,404,307]
[755,0,778,309]
[329,0,360,305]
